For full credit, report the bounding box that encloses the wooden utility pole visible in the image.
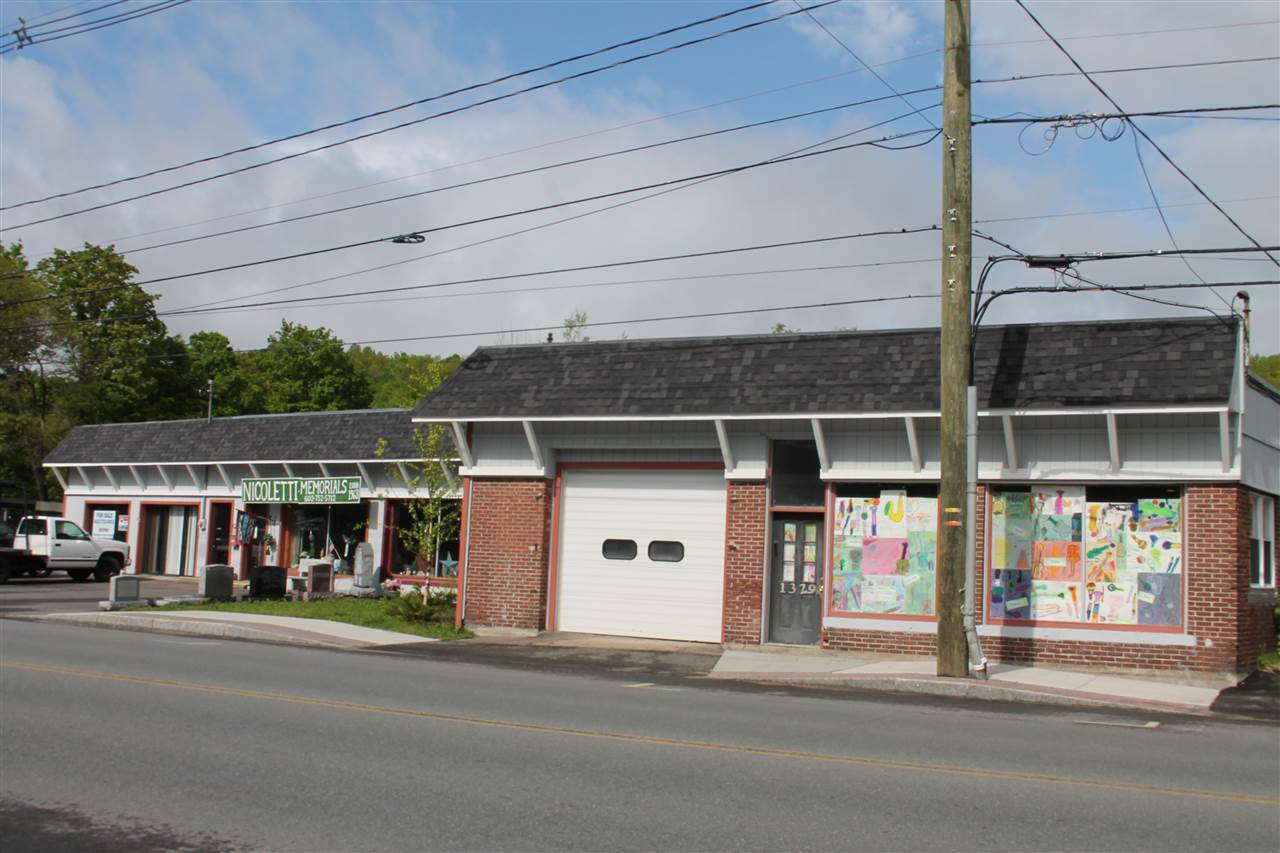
[937,0,971,678]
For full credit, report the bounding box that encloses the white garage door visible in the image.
[556,468,726,642]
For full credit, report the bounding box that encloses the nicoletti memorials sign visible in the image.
[240,477,362,504]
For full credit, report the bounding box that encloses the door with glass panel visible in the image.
[768,515,823,644]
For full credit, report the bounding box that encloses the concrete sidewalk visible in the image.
[710,648,1235,714]
[39,610,436,650]
[16,611,1264,717]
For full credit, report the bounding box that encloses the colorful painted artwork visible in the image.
[990,569,1032,620]
[783,523,797,543]
[994,490,1182,627]
[1136,572,1181,626]
[832,493,937,616]
[1031,581,1080,621]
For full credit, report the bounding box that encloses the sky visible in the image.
[1,0,1277,360]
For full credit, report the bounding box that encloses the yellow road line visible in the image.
[4,660,1276,808]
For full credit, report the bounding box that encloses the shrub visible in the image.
[383,586,456,625]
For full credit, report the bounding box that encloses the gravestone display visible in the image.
[307,562,333,594]
[251,565,286,598]
[353,542,377,589]
[106,575,142,608]
[199,564,234,600]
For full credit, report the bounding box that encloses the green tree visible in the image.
[377,424,460,577]
[0,244,67,500]
[188,330,253,416]
[38,244,195,425]
[561,309,590,342]
[1252,353,1280,388]
[348,346,462,409]
[249,321,371,413]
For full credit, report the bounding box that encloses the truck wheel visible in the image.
[94,555,122,582]
[67,569,92,582]
[0,562,10,584]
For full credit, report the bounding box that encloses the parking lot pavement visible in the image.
[0,575,199,617]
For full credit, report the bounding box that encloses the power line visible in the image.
[11,0,122,30]
[791,0,938,131]
[973,194,1277,225]
[113,88,942,257]
[1012,0,1279,268]
[971,54,1279,86]
[971,17,1278,48]
[3,225,943,327]
[52,32,1278,253]
[1,121,943,305]
[0,0,830,217]
[4,0,149,41]
[972,104,1280,125]
[0,0,188,55]
[176,257,948,318]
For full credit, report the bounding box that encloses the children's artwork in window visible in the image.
[992,489,1182,627]
[832,491,936,616]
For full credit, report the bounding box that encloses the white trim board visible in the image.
[413,405,1228,425]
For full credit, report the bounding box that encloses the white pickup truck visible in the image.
[0,516,130,583]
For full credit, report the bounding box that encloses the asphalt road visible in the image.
[0,574,199,616]
[1,620,1277,852]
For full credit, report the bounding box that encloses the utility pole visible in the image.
[937,0,971,678]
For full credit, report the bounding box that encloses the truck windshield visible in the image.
[16,518,47,536]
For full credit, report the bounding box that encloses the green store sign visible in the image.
[241,476,362,504]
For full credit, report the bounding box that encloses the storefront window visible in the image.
[384,500,460,577]
[831,485,938,616]
[283,502,369,570]
[988,486,1183,626]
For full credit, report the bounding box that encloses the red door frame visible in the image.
[136,501,202,576]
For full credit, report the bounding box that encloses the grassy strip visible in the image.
[141,597,472,641]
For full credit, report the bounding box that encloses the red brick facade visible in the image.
[459,477,552,630]
[459,472,1276,674]
[722,481,767,644]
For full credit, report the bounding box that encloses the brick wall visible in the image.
[461,477,552,630]
[722,481,767,644]
[1237,493,1279,669]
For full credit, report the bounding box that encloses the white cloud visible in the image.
[1,0,1276,361]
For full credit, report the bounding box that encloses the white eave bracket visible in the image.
[810,418,830,475]
[1219,410,1232,473]
[102,465,120,492]
[156,464,175,491]
[1105,413,1121,472]
[522,420,545,472]
[1001,415,1018,471]
[50,467,68,492]
[713,419,735,474]
[904,416,922,473]
[450,421,475,470]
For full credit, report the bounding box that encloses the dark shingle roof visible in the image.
[46,409,428,465]
[412,317,1237,419]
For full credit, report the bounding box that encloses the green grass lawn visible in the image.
[143,597,472,640]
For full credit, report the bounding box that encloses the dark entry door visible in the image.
[768,516,823,644]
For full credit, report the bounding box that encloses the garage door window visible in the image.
[648,541,685,562]
[602,539,638,560]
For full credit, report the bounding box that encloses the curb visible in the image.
[707,670,1216,715]
[35,613,371,650]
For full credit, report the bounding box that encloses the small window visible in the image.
[602,539,637,560]
[18,518,47,536]
[647,540,684,563]
[1250,494,1276,589]
[55,520,89,541]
